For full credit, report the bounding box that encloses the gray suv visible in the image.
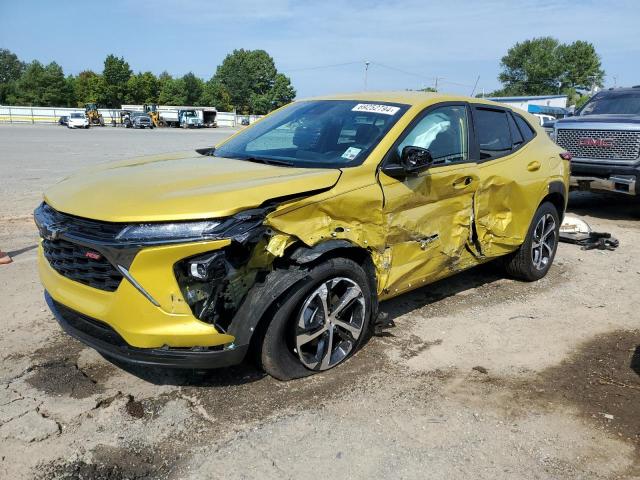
[554,87,640,195]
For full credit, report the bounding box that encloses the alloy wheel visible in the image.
[294,277,366,371]
[531,213,557,270]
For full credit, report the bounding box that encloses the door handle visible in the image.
[453,176,473,189]
[527,160,541,172]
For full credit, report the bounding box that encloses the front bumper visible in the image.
[570,160,640,195]
[46,292,247,368]
[38,238,237,349]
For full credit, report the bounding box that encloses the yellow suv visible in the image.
[36,93,569,380]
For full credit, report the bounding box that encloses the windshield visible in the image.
[215,100,409,168]
[579,92,640,115]
[70,113,84,118]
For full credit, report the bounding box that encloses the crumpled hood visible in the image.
[44,151,341,222]
[556,114,640,126]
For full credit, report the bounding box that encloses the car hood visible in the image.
[44,151,341,222]
[556,114,640,126]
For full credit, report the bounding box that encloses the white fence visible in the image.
[0,105,262,127]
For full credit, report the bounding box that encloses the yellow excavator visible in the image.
[143,104,161,127]
[84,103,105,126]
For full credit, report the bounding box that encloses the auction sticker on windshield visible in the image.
[352,104,400,115]
[341,147,362,160]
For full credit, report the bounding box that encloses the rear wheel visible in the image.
[504,202,560,281]
[259,258,373,381]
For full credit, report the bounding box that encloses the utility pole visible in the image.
[364,61,370,91]
[470,75,480,97]
[433,77,444,92]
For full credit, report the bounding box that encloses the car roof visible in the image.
[298,91,542,129]
[598,87,640,95]
[301,91,508,109]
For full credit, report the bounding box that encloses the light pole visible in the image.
[364,61,370,91]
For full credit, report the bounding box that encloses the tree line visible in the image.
[0,48,296,114]
[487,37,605,107]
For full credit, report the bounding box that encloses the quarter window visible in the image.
[474,108,512,159]
[396,105,469,165]
[513,114,536,142]
[508,113,524,148]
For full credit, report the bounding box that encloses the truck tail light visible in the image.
[559,152,572,161]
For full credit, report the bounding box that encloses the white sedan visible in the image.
[67,112,89,129]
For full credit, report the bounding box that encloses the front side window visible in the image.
[395,105,469,165]
[215,100,409,168]
[474,108,512,159]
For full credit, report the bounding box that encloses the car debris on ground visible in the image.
[559,215,619,251]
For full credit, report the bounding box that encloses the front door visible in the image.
[378,103,480,297]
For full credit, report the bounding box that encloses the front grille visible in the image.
[556,129,640,161]
[43,238,123,292]
[37,203,124,241]
[53,300,127,347]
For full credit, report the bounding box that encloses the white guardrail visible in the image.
[0,105,263,127]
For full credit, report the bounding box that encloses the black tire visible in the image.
[504,202,560,281]
[258,257,373,381]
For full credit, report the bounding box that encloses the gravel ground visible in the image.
[1,124,639,479]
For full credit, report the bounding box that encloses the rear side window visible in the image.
[513,114,536,142]
[474,108,512,159]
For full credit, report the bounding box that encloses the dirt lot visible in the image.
[1,124,639,479]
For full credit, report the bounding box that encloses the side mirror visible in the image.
[382,146,433,178]
[195,147,216,156]
[542,121,555,129]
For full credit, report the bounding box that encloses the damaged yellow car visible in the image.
[36,92,569,380]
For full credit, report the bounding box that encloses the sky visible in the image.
[1,0,639,98]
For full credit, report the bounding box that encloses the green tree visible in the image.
[102,54,132,107]
[211,49,295,113]
[181,72,204,105]
[199,78,232,111]
[126,71,159,104]
[0,48,25,103]
[497,37,604,104]
[158,77,187,105]
[10,61,72,106]
[64,75,77,107]
[558,40,604,92]
[73,70,107,106]
[270,73,296,109]
[498,37,564,95]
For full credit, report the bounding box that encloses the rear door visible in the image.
[471,105,546,257]
[379,103,481,296]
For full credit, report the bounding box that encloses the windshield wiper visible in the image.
[241,156,295,167]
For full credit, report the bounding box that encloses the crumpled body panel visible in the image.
[378,165,480,297]
[474,148,552,258]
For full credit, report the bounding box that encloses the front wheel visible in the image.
[504,202,560,281]
[259,258,373,381]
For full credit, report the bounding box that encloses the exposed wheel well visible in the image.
[284,241,378,295]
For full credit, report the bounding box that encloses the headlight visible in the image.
[116,220,222,242]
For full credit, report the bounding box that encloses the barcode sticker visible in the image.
[341,147,362,160]
[352,104,400,115]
